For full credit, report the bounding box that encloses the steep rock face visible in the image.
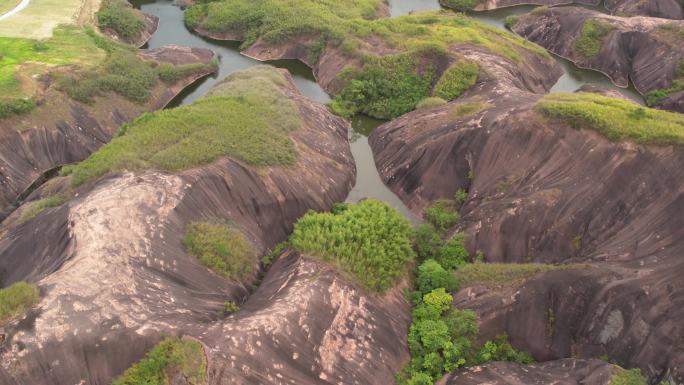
[0,46,215,218]
[605,0,683,20]
[441,0,683,19]
[511,7,684,112]
[369,93,684,382]
[203,250,411,385]
[440,359,615,385]
[0,70,357,385]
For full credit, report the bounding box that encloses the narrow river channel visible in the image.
[132,0,644,224]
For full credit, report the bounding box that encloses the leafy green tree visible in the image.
[417,259,458,294]
[437,235,468,270]
[414,224,443,262]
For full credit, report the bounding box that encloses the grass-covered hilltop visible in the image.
[185,0,553,119]
[61,66,301,186]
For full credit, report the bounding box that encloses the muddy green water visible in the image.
[132,0,643,224]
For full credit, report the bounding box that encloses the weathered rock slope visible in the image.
[441,0,683,19]
[369,90,684,383]
[0,45,215,219]
[0,68,383,385]
[440,358,615,385]
[511,7,684,112]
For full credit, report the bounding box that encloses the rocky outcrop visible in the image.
[0,68,363,385]
[441,0,683,19]
[440,359,615,385]
[511,7,684,112]
[0,45,215,219]
[203,250,411,385]
[369,92,684,383]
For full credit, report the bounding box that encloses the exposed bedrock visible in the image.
[511,7,684,112]
[0,46,215,219]
[369,92,684,382]
[202,250,411,385]
[0,69,357,385]
[440,358,615,385]
[441,0,683,19]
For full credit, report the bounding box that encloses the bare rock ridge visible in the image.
[369,89,684,383]
[440,0,684,19]
[0,45,215,219]
[511,6,684,113]
[0,67,390,385]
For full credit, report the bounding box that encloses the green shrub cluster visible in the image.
[504,15,519,29]
[111,337,206,385]
[424,200,459,233]
[441,0,481,11]
[289,199,415,292]
[402,287,532,384]
[433,61,478,101]
[96,0,146,41]
[331,52,436,119]
[0,281,39,325]
[403,211,533,384]
[61,66,299,186]
[646,79,684,106]
[183,221,255,281]
[0,98,35,119]
[536,92,684,145]
[574,19,614,58]
[223,301,239,315]
[416,97,447,110]
[156,63,210,84]
[20,194,67,221]
[608,367,647,385]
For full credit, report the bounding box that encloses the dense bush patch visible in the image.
[424,200,459,233]
[608,367,647,385]
[96,0,146,41]
[0,281,39,325]
[574,19,614,58]
[536,92,684,145]
[183,221,255,281]
[289,199,415,292]
[111,337,206,385]
[61,66,299,186]
[433,62,479,101]
[331,52,436,119]
[0,98,35,119]
[20,194,67,221]
[645,80,684,106]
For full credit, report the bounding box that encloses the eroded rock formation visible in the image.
[511,7,684,112]
[0,45,215,219]
[0,68,369,385]
[369,90,684,383]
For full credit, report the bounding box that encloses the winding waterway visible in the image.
[132,0,645,224]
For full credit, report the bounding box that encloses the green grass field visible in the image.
[0,26,106,98]
[0,0,94,39]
